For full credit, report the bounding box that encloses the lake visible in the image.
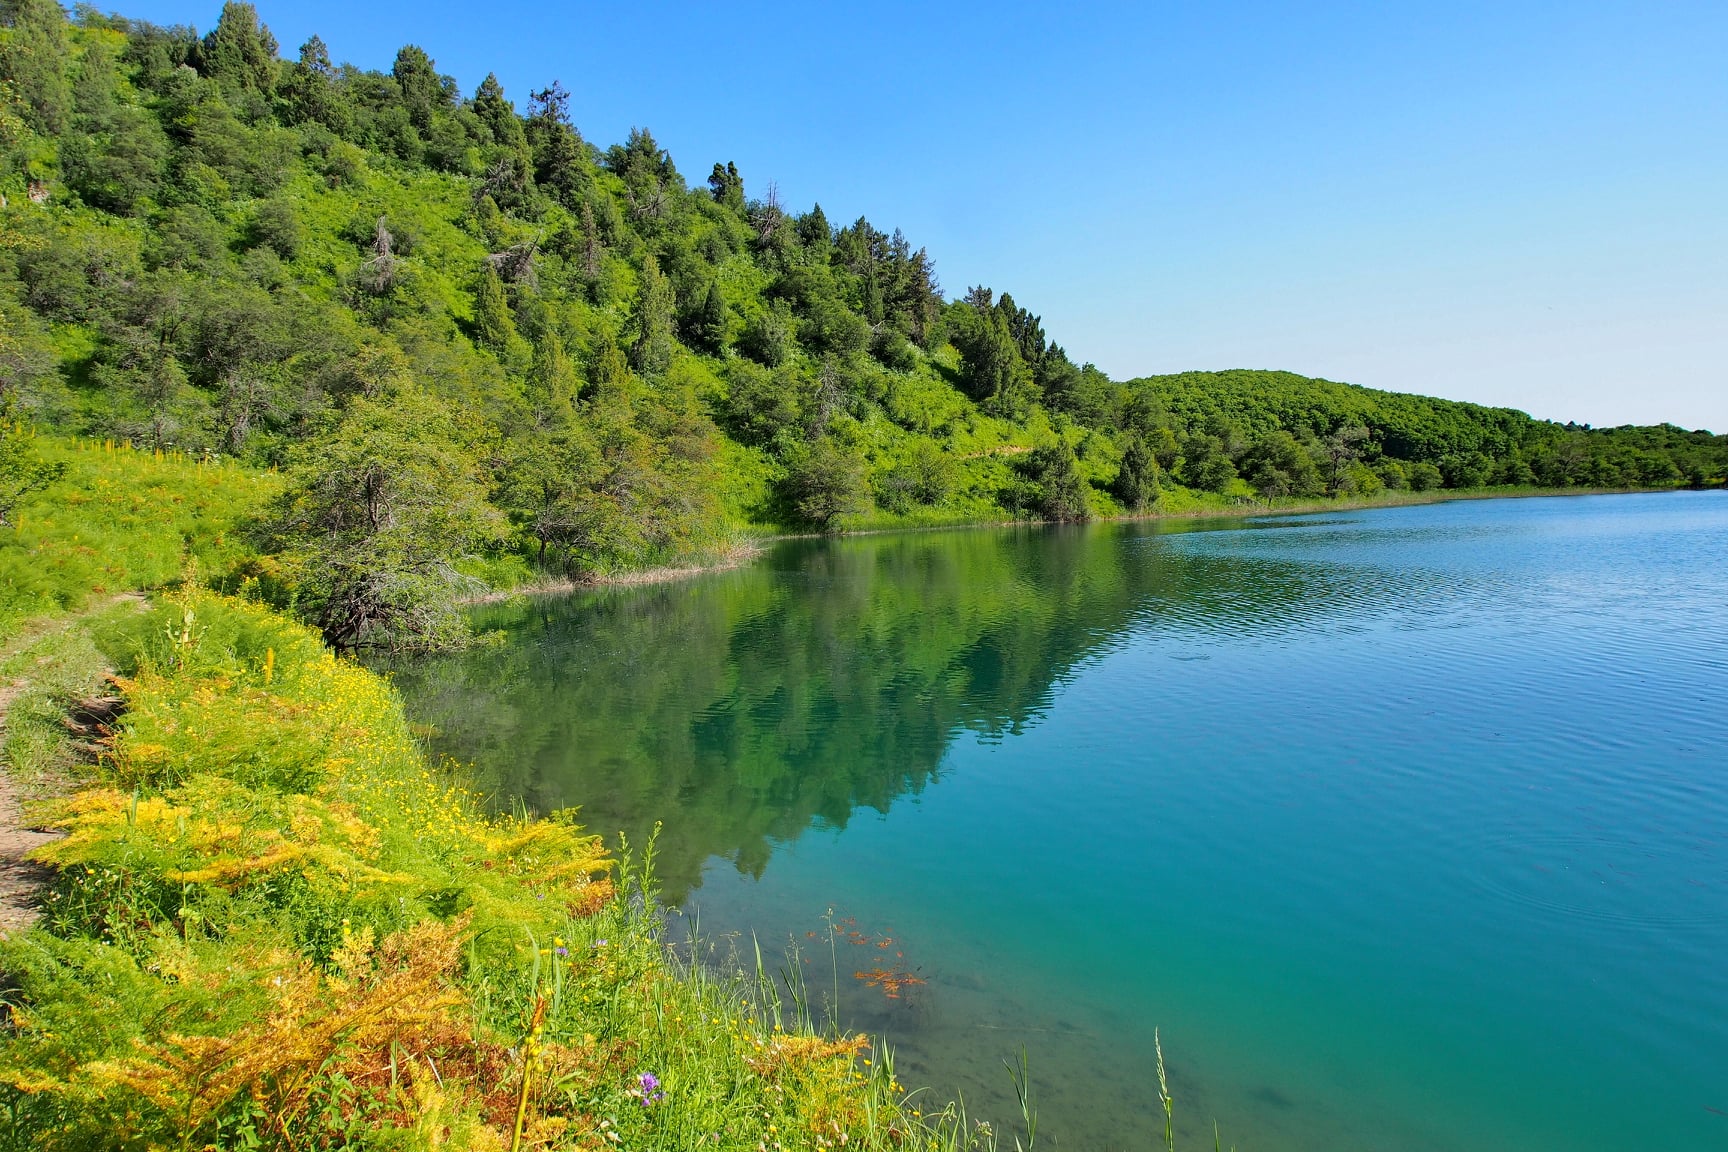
[383,491,1728,1150]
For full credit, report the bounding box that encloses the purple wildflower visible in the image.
[554,945,569,958]
[636,1072,665,1105]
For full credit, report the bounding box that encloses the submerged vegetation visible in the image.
[1,0,1722,652]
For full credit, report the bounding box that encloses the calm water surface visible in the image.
[385,492,1728,1150]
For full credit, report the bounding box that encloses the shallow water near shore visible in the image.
[383,491,1728,1150]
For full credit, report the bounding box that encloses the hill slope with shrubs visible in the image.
[1,0,1722,650]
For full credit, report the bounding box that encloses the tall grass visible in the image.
[0,446,1241,1149]
[0,435,277,639]
[0,589,1022,1150]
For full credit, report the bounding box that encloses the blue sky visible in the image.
[126,1,1727,430]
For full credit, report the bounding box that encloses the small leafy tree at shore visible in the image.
[785,435,867,530]
[272,390,500,651]
[1028,438,1090,522]
[1113,432,1158,511]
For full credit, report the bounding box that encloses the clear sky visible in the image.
[123,1,1728,431]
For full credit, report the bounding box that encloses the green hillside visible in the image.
[2,0,1722,650]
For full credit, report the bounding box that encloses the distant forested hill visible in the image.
[2,1,1722,648]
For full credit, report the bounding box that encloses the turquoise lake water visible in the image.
[385,491,1728,1149]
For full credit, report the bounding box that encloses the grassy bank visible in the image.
[5,441,1243,1150]
[0,585,1026,1150]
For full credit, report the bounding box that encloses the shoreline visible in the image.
[471,485,1707,602]
[460,538,768,604]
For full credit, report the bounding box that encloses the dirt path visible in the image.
[0,765,61,936]
[0,595,141,937]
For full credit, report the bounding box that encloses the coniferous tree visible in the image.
[1029,438,1090,521]
[280,36,349,133]
[59,37,166,214]
[1114,433,1158,510]
[631,254,674,374]
[526,82,585,202]
[0,0,71,135]
[391,45,444,133]
[952,293,1034,418]
[797,203,832,255]
[708,161,744,214]
[691,279,727,353]
[195,2,279,94]
[578,198,603,280]
[530,326,579,425]
[472,261,516,350]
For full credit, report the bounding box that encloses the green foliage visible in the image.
[0,410,61,525]
[1180,433,1237,493]
[873,437,958,514]
[270,390,502,651]
[1238,429,1321,499]
[629,252,674,374]
[1113,432,1158,510]
[950,290,1035,419]
[0,436,273,637]
[0,582,1074,1152]
[0,0,71,136]
[1023,438,1090,522]
[195,2,280,94]
[0,0,1713,650]
[1408,460,1443,491]
[470,258,516,349]
[784,436,867,529]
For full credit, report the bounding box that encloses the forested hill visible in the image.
[2,1,1723,649]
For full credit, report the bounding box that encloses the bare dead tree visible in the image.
[220,369,279,454]
[358,217,399,294]
[624,176,667,223]
[751,180,784,244]
[485,234,542,291]
[480,157,526,205]
[809,356,844,440]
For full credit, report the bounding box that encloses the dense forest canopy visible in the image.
[2,0,1722,648]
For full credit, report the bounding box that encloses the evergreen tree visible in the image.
[797,203,832,255]
[630,254,674,374]
[1114,433,1158,510]
[951,294,1034,418]
[708,160,744,213]
[195,2,279,94]
[391,44,444,133]
[526,82,585,202]
[573,198,603,280]
[1029,438,1090,521]
[472,261,517,350]
[472,73,525,150]
[530,326,579,425]
[588,331,633,397]
[691,279,727,353]
[280,36,349,133]
[60,37,166,214]
[0,0,71,135]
